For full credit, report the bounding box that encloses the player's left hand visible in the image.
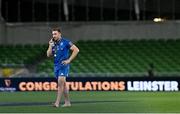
[62,59,71,65]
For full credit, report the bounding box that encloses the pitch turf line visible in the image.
[0,100,136,107]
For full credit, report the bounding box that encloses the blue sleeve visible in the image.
[66,39,73,49]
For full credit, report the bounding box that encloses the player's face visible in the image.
[52,31,61,41]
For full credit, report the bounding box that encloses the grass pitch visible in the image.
[0,91,180,113]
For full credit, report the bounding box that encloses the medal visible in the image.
[54,43,57,57]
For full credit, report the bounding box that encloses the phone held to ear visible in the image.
[50,38,55,47]
[52,38,55,42]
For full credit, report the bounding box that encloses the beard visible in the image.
[53,37,58,42]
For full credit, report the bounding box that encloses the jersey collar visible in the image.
[55,37,63,45]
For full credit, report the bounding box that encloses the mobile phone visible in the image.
[52,38,55,42]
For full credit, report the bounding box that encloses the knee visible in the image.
[58,77,66,87]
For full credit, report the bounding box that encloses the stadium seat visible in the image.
[36,39,180,77]
[2,39,180,77]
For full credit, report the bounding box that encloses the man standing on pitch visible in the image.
[47,27,79,107]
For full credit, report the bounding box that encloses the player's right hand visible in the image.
[49,39,54,47]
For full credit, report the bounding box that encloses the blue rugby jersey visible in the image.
[52,37,73,68]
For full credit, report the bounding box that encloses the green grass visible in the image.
[0,91,180,113]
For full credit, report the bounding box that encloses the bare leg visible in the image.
[54,76,66,107]
[62,82,71,107]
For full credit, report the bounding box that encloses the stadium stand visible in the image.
[1,39,180,77]
[0,44,47,67]
[36,39,180,77]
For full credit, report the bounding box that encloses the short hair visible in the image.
[52,27,61,33]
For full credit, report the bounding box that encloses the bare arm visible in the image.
[69,45,79,62]
[47,39,53,57]
[62,44,79,65]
